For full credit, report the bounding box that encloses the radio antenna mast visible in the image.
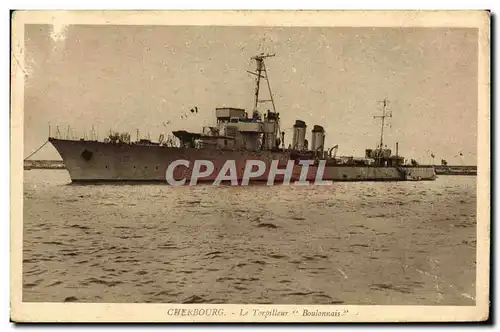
[247,53,276,113]
[373,99,392,149]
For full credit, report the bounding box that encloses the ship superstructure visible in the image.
[172,53,282,153]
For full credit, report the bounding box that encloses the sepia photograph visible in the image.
[11,10,490,322]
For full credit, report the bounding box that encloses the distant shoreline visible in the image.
[24,160,65,170]
[433,165,477,176]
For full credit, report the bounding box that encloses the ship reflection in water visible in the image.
[23,170,476,304]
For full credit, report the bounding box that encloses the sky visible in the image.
[23,25,478,165]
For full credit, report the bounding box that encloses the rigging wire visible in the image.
[24,140,49,161]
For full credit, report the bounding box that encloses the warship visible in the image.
[48,53,436,184]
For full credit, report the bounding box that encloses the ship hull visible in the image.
[49,138,436,183]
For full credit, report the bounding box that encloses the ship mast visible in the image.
[247,53,276,113]
[247,53,281,150]
[373,98,392,150]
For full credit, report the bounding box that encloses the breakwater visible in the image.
[434,165,477,176]
[24,160,66,170]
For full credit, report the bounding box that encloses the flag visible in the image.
[431,153,435,158]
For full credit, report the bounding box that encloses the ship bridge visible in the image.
[211,106,280,151]
[215,107,247,123]
[173,54,282,152]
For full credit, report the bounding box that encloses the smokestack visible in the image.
[311,125,325,151]
[292,120,307,150]
[396,142,399,157]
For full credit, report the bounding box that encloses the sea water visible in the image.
[22,170,477,305]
